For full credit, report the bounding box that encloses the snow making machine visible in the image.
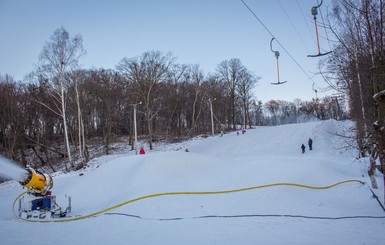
[15,168,71,220]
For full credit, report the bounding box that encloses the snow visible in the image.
[0,156,27,182]
[1,120,385,245]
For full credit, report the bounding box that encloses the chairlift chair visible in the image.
[270,38,287,85]
[308,0,332,57]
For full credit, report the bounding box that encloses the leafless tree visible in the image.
[217,58,246,129]
[0,75,23,160]
[237,69,259,128]
[164,64,189,136]
[117,51,175,150]
[187,65,206,135]
[37,27,85,170]
[320,0,385,192]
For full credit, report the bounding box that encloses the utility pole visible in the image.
[209,98,216,135]
[131,102,142,155]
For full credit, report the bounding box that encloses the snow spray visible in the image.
[0,156,28,182]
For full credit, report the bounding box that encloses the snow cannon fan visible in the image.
[20,167,53,195]
[16,167,71,220]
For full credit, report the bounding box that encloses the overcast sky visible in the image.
[0,0,335,103]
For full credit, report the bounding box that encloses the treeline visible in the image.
[0,27,343,171]
[323,0,385,180]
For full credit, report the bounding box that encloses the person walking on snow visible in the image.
[139,146,145,155]
[308,138,313,150]
[301,144,306,154]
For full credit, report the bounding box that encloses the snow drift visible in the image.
[0,120,384,245]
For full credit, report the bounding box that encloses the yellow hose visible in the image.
[13,179,364,223]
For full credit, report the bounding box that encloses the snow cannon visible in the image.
[15,167,71,220]
[20,168,53,195]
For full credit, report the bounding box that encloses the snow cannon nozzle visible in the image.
[19,168,53,195]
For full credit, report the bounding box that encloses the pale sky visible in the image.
[0,0,335,103]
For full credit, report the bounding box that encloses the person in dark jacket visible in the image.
[301,144,306,154]
[308,138,313,150]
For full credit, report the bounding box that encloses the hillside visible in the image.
[0,120,384,245]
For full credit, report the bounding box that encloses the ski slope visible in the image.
[1,120,385,245]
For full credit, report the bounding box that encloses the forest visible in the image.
[0,0,384,176]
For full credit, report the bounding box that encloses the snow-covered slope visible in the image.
[1,120,384,245]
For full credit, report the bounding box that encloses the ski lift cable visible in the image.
[240,0,316,84]
[296,0,317,45]
[318,0,333,52]
[294,0,320,72]
[307,0,332,57]
[277,0,311,55]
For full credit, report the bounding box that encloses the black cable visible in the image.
[277,0,310,54]
[367,187,385,212]
[240,0,275,37]
[318,0,333,52]
[196,214,385,220]
[296,0,316,44]
[105,212,385,221]
[240,0,322,89]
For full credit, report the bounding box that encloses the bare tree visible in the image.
[117,51,174,150]
[37,27,85,170]
[187,65,206,135]
[164,64,189,136]
[69,70,88,165]
[237,69,259,129]
[0,75,23,160]
[327,1,384,162]
[265,100,280,125]
[217,58,246,129]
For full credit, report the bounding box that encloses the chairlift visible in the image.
[270,38,287,85]
[307,0,332,57]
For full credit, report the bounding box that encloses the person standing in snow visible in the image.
[308,138,313,150]
[139,146,145,155]
[301,144,306,154]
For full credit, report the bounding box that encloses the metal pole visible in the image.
[210,98,215,135]
[134,104,138,155]
[130,101,141,155]
[243,105,246,129]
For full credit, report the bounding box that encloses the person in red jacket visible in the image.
[139,146,145,155]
